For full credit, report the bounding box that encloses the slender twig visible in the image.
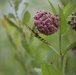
[59,31,65,75]
[59,30,62,56]
[8,0,21,27]
[25,25,60,57]
[8,1,33,73]
[59,26,64,75]
[48,45,60,56]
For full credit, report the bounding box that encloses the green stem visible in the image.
[59,31,62,56]
[61,56,65,75]
[25,25,61,57]
[59,30,65,75]
[48,45,61,57]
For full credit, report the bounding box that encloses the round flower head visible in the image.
[68,11,76,31]
[34,11,60,35]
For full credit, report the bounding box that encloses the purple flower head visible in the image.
[68,11,76,31]
[34,10,60,35]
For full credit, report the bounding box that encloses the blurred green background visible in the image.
[0,0,76,75]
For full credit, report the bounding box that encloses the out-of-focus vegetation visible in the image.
[0,0,76,75]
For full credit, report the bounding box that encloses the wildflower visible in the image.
[34,11,60,35]
[68,11,76,31]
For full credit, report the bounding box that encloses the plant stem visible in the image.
[59,31,62,56]
[61,55,65,75]
[25,25,60,57]
[48,45,60,57]
[59,30,65,75]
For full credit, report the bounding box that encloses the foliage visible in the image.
[0,0,76,75]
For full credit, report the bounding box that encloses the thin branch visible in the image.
[25,25,60,56]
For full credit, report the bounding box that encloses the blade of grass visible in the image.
[24,25,60,56]
[48,0,57,14]
[4,15,21,32]
[64,40,76,56]
[59,6,67,34]
[64,3,76,18]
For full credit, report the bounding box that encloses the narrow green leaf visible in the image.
[41,63,61,75]
[64,2,70,12]
[4,15,21,32]
[64,3,76,18]
[21,33,32,56]
[64,40,76,55]
[48,0,57,14]
[22,11,31,24]
[8,13,16,20]
[13,0,22,11]
[59,6,67,34]
[21,2,29,18]
[25,25,60,56]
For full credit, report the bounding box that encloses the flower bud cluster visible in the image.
[34,11,60,35]
[68,11,76,31]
